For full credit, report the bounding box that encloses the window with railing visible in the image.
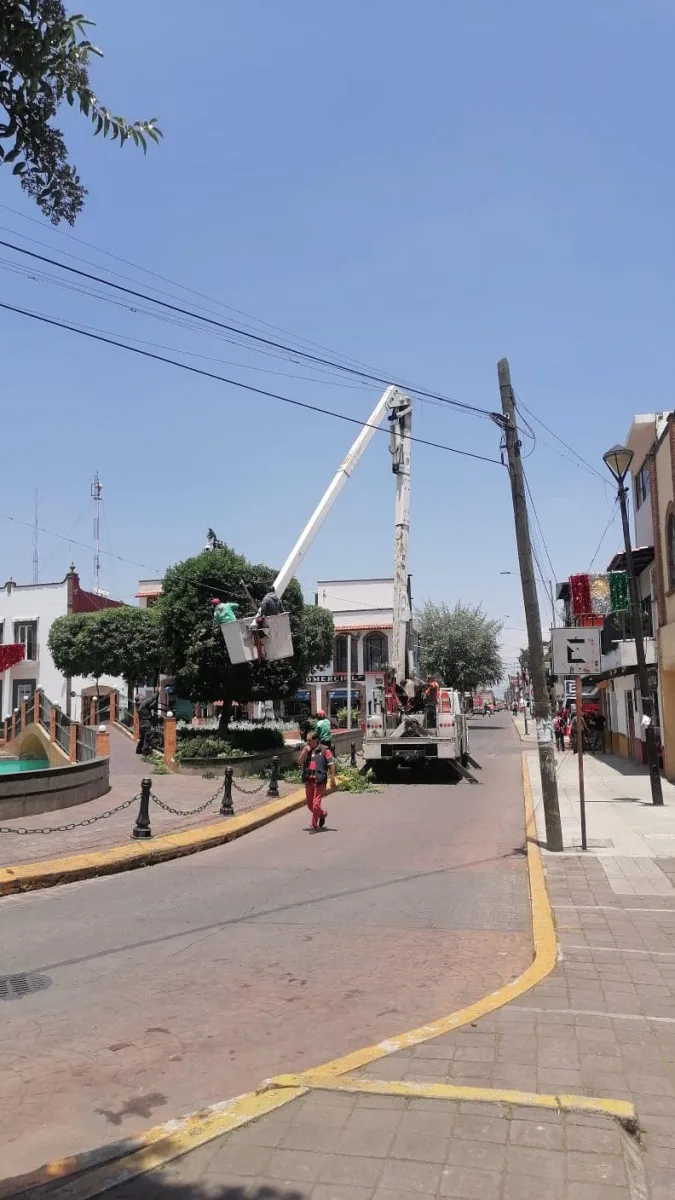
[334,635,358,675]
[363,631,388,672]
[14,620,38,661]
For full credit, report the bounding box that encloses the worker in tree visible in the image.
[136,691,159,756]
[315,709,332,752]
[211,598,240,627]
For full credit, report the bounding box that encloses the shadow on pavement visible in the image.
[108,1182,306,1199]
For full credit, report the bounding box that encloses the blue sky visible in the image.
[2,0,673,672]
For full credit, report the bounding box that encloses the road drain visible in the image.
[0,973,51,1000]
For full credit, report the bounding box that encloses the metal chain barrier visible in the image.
[0,794,140,836]
[150,787,223,817]
[231,772,270,796]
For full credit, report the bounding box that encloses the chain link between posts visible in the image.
[149,786,225,817]
[0,794,140,835]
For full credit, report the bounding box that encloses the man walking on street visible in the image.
[299,731,337,832]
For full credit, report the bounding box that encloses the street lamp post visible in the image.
[603,444,663,806]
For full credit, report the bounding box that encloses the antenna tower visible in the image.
[32,489,39,584]
[91,472,102,592]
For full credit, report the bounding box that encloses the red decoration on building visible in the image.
[570,574,592,617]
[0,644,25,672]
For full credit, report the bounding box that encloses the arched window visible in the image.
[334,635,358,675]
[668,510,675,590]
[363,631,388,672]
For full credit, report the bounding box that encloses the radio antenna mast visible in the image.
[32,489,39,584]
[91,472,102,593]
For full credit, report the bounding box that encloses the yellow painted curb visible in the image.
[1,1087,305,1200]
[0,785,312,897]
[269,1073,636,1124]
[296,753,556,1081]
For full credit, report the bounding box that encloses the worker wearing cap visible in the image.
[314,709,332,752]
[211,598,240,627]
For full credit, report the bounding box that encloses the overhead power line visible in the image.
[515,394,608,484]
[0,300,504,467]
[589,499,621,570]
[0,236,493,419]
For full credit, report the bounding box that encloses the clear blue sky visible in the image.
[2,0,672,672]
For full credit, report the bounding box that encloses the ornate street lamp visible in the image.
[603,444,663,805]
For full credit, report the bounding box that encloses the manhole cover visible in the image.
[0,973,51,1001]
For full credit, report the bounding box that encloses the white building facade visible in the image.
[0,568,125,723]
[297,578,394,723]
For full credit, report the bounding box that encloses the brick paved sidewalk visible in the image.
[0,770,298,868]
[97,769,675,1199]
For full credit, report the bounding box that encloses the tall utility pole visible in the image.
[495,359,563,852]
[32,489,39,584]
[91,471,102,593]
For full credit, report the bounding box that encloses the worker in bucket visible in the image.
[298,730,336,832]
[211,598,240,626]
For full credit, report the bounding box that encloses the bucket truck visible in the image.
[219,383,470,775]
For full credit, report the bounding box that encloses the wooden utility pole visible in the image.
[496,359,563,852]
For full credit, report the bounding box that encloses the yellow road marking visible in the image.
[0,785,310,896]
[269,1073,635,1123]
[297,754,555,1080]
[14,1087,305,1200]
[2,755,561,1197]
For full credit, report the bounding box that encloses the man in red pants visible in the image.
[299,731,337,832]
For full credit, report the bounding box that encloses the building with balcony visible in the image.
[0,566,123,723]
[297,578,395,723]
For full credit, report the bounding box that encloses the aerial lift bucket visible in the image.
[220,613,294,665]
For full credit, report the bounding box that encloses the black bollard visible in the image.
[350,741,357,768]
[132,778,152,839]
[267,755,280,798]
[220,766,234,816]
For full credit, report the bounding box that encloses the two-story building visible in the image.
[300,578,395,723]
[0,565,123,723]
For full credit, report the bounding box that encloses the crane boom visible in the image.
[272,385,400,600]
[389,392,412,684]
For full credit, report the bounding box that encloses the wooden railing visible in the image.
[1,690,109,764]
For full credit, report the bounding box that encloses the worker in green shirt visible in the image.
[211,598,240,627]
[315,709,332,751]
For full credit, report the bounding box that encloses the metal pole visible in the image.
[617,483,664,805]
[132,777,152,839]
[220,766,234,815]
[496,359,563,851]
[576,676,588,851]
[347,632,352,732]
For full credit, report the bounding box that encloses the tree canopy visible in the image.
[157,543,334,722]
[48,605,164,686]
[416,601,503,693]
[518,647,531,677]
[0,2,161,224]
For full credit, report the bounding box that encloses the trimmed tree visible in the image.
[48,606,164,694]
[158,544,334,734]
[416,601,503,693]
[0,2,161,224]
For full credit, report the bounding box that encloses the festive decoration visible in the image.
[590,574,611,616]
[609,571,629,612]
[0,644,25,672]
[570,574,592,617]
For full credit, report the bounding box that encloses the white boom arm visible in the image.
[389,393,412,684]
[272,385,400,600]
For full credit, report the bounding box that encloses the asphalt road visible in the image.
[0,719,530,1181]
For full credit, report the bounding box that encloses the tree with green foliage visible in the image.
[0,2,161,224]
[157,543,335,734]
[48,605,164,691]
[416,601,503,693]
[298,604,334,673]
[518,646,531,677]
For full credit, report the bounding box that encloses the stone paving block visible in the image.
[377,1155,442,1193]
[334,1124,396,1159]
[280,1122,343,1154]
[318,1152,384,1188]
[203,1139,272,1177]
[265,1146,328,1184]
[502,1171,565,1200]
[446,1135,506,1171]
[342,1107,403,1136]
[508,1117,565,1149]
[312,1185,372,1200]
[438,1164,502,1198]
[505,1144,567,1181]
[388,1127,450,1164]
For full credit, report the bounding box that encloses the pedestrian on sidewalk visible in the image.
[554,711,565,752]
[136,691,158,755]
[299,731,336,832]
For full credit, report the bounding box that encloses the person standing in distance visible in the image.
[314,709,332,753]
[299,731,336,832]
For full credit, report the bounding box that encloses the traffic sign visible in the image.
[551,628,601,677]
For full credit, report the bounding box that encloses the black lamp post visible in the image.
[603,444,663,806]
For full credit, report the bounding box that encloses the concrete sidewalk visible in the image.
[33,751,674,1200]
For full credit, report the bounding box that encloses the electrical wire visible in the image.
[0,236,494,418]
[589,499,621,571]
[522,469,559,583]
[0,509,162,574]
[0,299,504,467]
[515,394,608,484]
